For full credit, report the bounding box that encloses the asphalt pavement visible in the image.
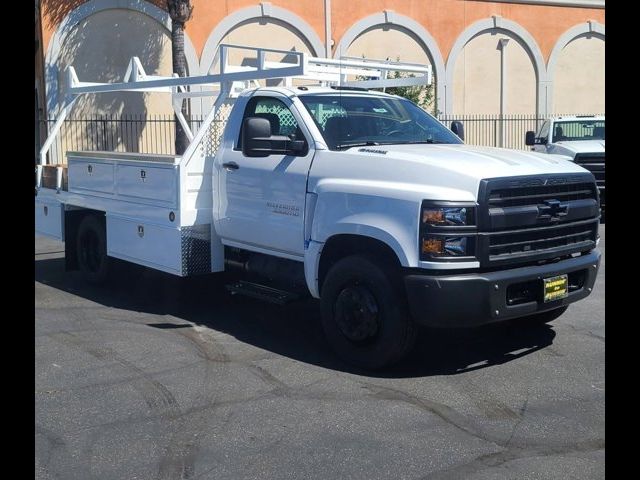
[35,226,605,480]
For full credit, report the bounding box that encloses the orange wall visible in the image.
[330,1,603,62]
[41,0,604,61]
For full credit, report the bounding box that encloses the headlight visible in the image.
[420,202,477,260]
[422,206,474,226]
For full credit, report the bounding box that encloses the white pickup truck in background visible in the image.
[35,46,602,369]
[526,115,605,211]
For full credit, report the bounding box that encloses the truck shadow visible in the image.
[35,256,556,379]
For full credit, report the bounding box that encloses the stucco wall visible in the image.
[212,19,315,81]
[552,35,605,114]
[56,9,173,117]
[452,32,536,115]
[344,25,431,64]
[51,9,175,160]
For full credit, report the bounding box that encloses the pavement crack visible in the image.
[360,382,501,446]
[51,331,181,417]
[505,395,529,447]
[420,438,605,480]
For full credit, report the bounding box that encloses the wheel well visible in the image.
[64,208,105,271]
[318,234,402,295]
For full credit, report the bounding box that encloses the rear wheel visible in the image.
[76,214,110,284]
[320,255,416,370]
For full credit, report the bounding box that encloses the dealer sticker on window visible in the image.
[543,274,569,303]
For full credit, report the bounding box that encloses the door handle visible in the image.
[222,161,239,171]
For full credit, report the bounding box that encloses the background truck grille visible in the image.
[477,173,599,267]
[574,153,605,190]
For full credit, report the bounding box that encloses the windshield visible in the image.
[299,94,462,150]
[553,120,605,142]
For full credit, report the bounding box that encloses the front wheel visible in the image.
[76,214,111,284]
[320,255,417,370]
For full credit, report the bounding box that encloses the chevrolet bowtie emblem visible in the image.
[538,199,568,221]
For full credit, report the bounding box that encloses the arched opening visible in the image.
[343,25,436,113]
[44,0,199,159]
[335,12,445,114]
[208,18,315,87]
[451,31,536,115]
[445,17,546,116]
[552,35,604,114]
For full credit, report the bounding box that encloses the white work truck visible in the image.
[526,115,605,209]
[36,45,601,369]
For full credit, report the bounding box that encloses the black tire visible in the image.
[76,214,110,284]
[520,305,569,325]
[320,255,417,370]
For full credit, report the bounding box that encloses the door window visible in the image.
[236,96,307,153]
[536,121,550,144]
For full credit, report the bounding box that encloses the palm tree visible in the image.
[167,0,193,155]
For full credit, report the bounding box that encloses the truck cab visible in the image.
[526,116,605,209]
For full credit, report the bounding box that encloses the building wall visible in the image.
[344,26,431,64]
[452,32,536,115]
[57,9,174,117]
[36,1,48,162]
[40,0,605,121]
[213,20,315,77]
[48,9,175,159]
[552,35,605,114]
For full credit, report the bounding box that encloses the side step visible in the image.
[226,280,300,305]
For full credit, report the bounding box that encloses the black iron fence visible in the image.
[438,114,543,151]
[438,113,603,151]
[37,112,603,163]
[37,114,205,164]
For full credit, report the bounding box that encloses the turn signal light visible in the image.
[422,237,444,255]
[421,236,470,257]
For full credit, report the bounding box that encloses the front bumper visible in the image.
[404,250,601,327]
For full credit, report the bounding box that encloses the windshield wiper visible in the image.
[404,140,451,144]
[334,141,380,150]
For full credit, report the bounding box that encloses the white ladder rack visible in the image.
[37,44,432,190]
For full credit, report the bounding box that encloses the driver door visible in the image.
[216,95,313,257]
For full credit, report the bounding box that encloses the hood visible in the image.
[312,144,595,202]
[551,140,605,155]
[362,143,589,179]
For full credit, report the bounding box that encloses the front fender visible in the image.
[310,191,420,267]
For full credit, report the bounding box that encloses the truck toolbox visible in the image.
[115,163,177,205]
[35,197,63,240]
[106,215,182,275]
[68,158,115,195]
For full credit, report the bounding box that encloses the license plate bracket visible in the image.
[543,274,569,303]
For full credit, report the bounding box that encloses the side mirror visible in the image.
[242,117,271,157]
[451,121,464,141]
[525,131,536,146]
[241,117,306,157]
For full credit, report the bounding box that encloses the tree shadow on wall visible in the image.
[43,0,172,157]
[42,0,167,28]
